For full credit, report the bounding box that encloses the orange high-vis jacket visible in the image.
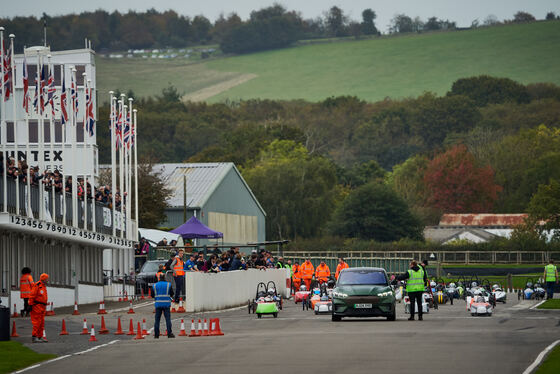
[300,261,315,280]
[315,264,331,282]
[20,274,34,299]
[173,257,185,276]
[29,281,48,311]
[292,265,301,281]
[335,261,349,279]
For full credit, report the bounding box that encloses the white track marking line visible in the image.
[13,340,120,373]
[522,339,560,374]
[530,300,547,310]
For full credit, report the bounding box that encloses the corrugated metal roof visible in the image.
[152,163,231,208]
[439,214,528,227]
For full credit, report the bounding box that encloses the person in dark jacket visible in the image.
[396,260,428,321]
[230,253,242,271]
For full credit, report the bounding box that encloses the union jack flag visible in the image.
[85,85,94,136]
[47,65,56,116]
[3,43,13,102]
[60,69,68,124]
[22,56,30,113]
[123,108,131,149]
[70,73,78,116]
[39,64,47,114]
[115,106,123,149]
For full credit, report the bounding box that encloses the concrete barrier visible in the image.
[185,269,289,313]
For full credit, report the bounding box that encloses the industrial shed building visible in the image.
[153,163,266,246]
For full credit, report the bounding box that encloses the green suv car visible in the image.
[332,267,396,321]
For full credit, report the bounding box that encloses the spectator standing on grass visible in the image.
[152,273,175,339]
[544,259,558,299]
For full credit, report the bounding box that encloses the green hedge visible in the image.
[284,236,560,252]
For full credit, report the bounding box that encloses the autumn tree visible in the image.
[423,144,502,213]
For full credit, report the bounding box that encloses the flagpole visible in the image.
[127,97,133,240]
[48,54,55,221]
[0,27,6,213]
[38,50,45,220]
[81,72,87,230]
[109,91,116,237]
[122,100,128,239]
[118,97,124,238]
[71,66,77,227]
[88,78,95,232]
[60,64,66,224]
[24,52,31,217]
[133,108,138,238]
[10,35,19,216]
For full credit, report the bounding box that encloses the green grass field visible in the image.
[0,341,56,374]
[97,21,560,102]
[536,344,560,374]
[537,299,560,309]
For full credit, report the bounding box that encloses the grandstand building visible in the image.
[0,44,136,312]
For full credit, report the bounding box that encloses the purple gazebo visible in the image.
[170,216,223,240]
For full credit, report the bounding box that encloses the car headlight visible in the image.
[333,291,348,298]
[377,291,393,297]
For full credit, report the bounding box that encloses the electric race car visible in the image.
[248,281,282,318]
[468,294,493,316]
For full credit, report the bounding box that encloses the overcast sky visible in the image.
[3,1,559,32]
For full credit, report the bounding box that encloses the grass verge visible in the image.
[0,341,56,374]
[535,344,560,374]
[537,299,560,310]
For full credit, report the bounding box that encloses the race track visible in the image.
[11,293,560,374]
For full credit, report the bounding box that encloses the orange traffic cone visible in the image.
[177,298,186,313]
[118,291,122,302]
[127,319,135,335]
[11,321,19,337]
[60,319,69,336]
[114,317,124,335]
[209,318,224,336]
[140,288,145,300]
[171,304,177,313]
[201,319,209,336]
[80,319,89,335]
[99,316,109,334]
[148,288,152,298]
[142,319,148,336]
[97,301,107,315]
[127,302,135,314]
[42,328,48,342]
[133,322,144,340]
[88,324,97,342]
[11,304,19,318]
[72,302,80,315]
[196,319,203,336]
[178,319,187,336]
[188,319,198,337]
[124,292,129,302]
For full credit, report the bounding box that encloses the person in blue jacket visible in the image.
[153,274,175,338]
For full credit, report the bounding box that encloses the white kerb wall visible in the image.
[185,269,289,313]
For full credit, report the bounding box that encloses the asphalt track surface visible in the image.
[10,293,560,374]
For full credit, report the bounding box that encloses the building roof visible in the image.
[439,214,528,227]
[424,227,500,244]
[152,163,265,215]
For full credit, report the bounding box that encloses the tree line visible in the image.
[97,76,560,245]
[2,6,555,54]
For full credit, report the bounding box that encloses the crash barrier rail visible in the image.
[185,268,289,312]
[0,177,131,236]
[285,255,412,274]
[102,274,137,301]
[283,251,560,265]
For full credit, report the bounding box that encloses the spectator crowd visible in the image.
[1,155,125,208]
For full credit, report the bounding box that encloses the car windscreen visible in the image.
[141,262,162,273]
[338,270,387,286]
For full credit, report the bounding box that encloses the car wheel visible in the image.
[332,313,341,322]
[471,313,476,316]
[248,300,252,314]
[314,310,318,315]
[273,312,278,318]
[257,313,262,319]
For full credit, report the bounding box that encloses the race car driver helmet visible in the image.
[327,279,336,289]
[268,289,275,296]
[471,282,478,288]
[473,289,482,296]
[492,284,499,290]
[449,283,456,288]
[300,285,307,291]
[526,282,533,289]
[430,281,436,287]
[320,294,329,301]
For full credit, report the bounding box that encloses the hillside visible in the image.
[96,21,560,102]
